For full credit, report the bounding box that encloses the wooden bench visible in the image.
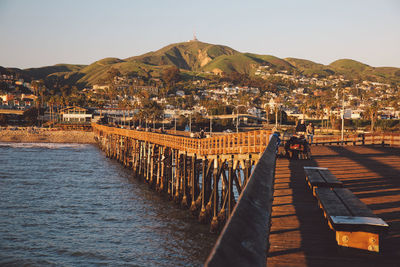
[315,187,389,252]
[304,167,343,195]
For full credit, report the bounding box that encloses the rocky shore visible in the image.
[0,128,96,144]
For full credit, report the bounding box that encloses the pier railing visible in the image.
[312,133,400,146]
[205,135,279,267]
[279,132,400,147]
[92,124,272,156]
[92,123,273,235]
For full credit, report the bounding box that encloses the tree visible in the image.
[363,101,379,132]
[162,66,180,90]
[23,107,39,125]
[264,103,270,124]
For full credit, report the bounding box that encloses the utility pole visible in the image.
[236,108,239,133]
[174,116,177,133]
[210,116,212,136]
[189,113,192,133]
[341,90,345,144]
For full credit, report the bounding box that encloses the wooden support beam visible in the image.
[190,154,198,213]
[181,152,188,208]
[228,155,234,216]
[199,157,208,224]
[211,156,220,233]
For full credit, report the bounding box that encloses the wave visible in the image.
[0,142,89,149]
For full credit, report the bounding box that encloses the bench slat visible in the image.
[304,167,343,188]
[304,168,325,185]
[333,188,375,217]
[316,188,389,233]
[315,187,351,217]
[319,169,341,185]
[331,216,388,227]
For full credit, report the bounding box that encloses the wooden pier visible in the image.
[92,123,400,265]
[92,123,272,232]
[268,145,400,266]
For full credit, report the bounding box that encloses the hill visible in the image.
[25,63,85,77]
[2,40,400,87]
[328,59,400,82]
[285,58,334,77]
[128,41,238,71]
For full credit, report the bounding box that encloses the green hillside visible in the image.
[246,54,293,70]
[76,58,166,85]
[328,59,400,82]
[128,41,238,71]
[329,59,370,73]
[23,64,86,80]
[285,58,335,77]
[2,41,400,88]
[201,53,295,74]
[201,53,259,74]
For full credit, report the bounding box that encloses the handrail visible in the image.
[93,124,400,156]
[281,133,400,146]
[92,123,272,155]
[204,135,279,267]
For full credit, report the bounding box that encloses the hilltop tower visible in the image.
[189,33,199,42]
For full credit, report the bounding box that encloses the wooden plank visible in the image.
[315,187,352,217]
[331,216,388,227]
[333,188,377,217]
[304,167,343,190]
[316,187,389,233]
[304,168,325,187]
[318,169,343,187]
[336,231,380,252]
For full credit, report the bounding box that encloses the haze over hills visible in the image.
[2,40,400,87]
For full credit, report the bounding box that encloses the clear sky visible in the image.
[1,0,399,69]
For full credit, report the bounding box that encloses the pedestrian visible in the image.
[295,119,306,134]
[306,122,315,144]
[269,129,281,154]
[199,129,205,139]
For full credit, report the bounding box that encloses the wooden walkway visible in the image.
[268,145,400,266]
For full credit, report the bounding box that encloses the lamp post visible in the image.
[174,115,177,133]
[162,113,165,131]
[341,90,345,144]
[210,116,212,136]
[189,113,192,133]
[236,108,239,133]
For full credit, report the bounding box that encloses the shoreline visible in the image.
[0,129,96,144]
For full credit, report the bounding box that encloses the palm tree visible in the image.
[363,101,379,132]
[264,103,270,125]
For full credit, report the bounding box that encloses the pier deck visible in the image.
[268,145,400,266]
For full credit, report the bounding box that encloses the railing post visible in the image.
[228,155,234,216]
[181,152,188,208]
[199,156,208,224]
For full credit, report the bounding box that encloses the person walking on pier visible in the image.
[295,119,306,134]
[199,129,205,139]
[306,122,315,145]
[269,128,281,154]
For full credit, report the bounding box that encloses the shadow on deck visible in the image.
[267,145,400,266]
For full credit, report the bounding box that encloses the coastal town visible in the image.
[1,62,399,133]
[2,1,400,266]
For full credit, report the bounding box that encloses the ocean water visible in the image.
[0,143,216,266]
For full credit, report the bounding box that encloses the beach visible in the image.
[0,128,96,144]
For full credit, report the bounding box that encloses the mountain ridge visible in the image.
[1,41,400,87]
